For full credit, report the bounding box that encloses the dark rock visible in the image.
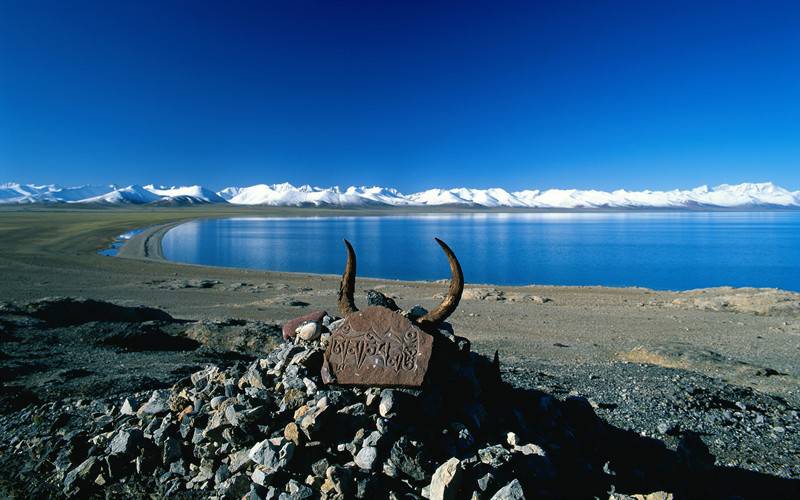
[162,436,182,464]
[326,465,355,496]
[218,473,251,499]
[169,459,187,476]
[108,428,144,457]
[249,438,296,471]
[179,418,193,439]
[152,417,174,445]
[384,436,427,481]
[366,290,400,311]
[403,304,428,321]
[215,463,231,485]
[63,456,100,496]
[191,427,206,444]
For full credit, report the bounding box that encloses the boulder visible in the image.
[295,321,321,341]
[108,429,144,457]
[63,456,100,496]
[249,438,296,472]
[354,446,378,470]
[429,457,463,500]
[491,479,525,500]
[120,397,138,416]
[282,311,327,340]
[366,290,400,311]
[137,390,171,416]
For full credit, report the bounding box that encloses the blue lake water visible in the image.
[160,213,800,291]
[98,228,146,256]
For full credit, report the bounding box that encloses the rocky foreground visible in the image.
[1,297,798,498]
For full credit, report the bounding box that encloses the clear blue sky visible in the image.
[1,0,799,192]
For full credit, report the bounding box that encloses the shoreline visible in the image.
[119,216,800,295]
[117,221,178,260]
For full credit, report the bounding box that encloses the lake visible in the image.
[160,212,800,291]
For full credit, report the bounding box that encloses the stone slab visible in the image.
[321,307,433,387]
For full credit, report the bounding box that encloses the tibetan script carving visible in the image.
[321,307,433,387]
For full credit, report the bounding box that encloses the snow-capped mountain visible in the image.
[79,185,164,204]
[0,183,114,204]
[143,185,226,203]
[409,188,529,207]
[1,181,799,209]
[223,183,412,207]
[0,183,226,205]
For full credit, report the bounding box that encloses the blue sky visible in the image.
[1,0,799,192]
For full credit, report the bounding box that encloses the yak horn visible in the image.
[416,238,464,329]
[338,239,358,316]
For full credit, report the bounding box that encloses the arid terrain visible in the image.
[0,207,798,497]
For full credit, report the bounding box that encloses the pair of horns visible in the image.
[338,238,464,328]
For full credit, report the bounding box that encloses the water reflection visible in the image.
[160,212,800,291]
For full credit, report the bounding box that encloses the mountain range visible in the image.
[1,182,799,209]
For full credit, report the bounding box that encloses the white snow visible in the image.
[0,183,114,204]
[143,184,226,203]
[1,181,798,209]
[79,185,163,204]
[224,183,412,207]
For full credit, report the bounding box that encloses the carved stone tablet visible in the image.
[321,307,433,387]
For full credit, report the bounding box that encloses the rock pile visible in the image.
[2,300,797,498]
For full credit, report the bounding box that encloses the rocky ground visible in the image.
[1,295,798,499]
[504,363,799,479]
[0,297,283,415]
[1,295,799,498]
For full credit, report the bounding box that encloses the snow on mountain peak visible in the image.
[143,184,226,203]
[0,181,798,208]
